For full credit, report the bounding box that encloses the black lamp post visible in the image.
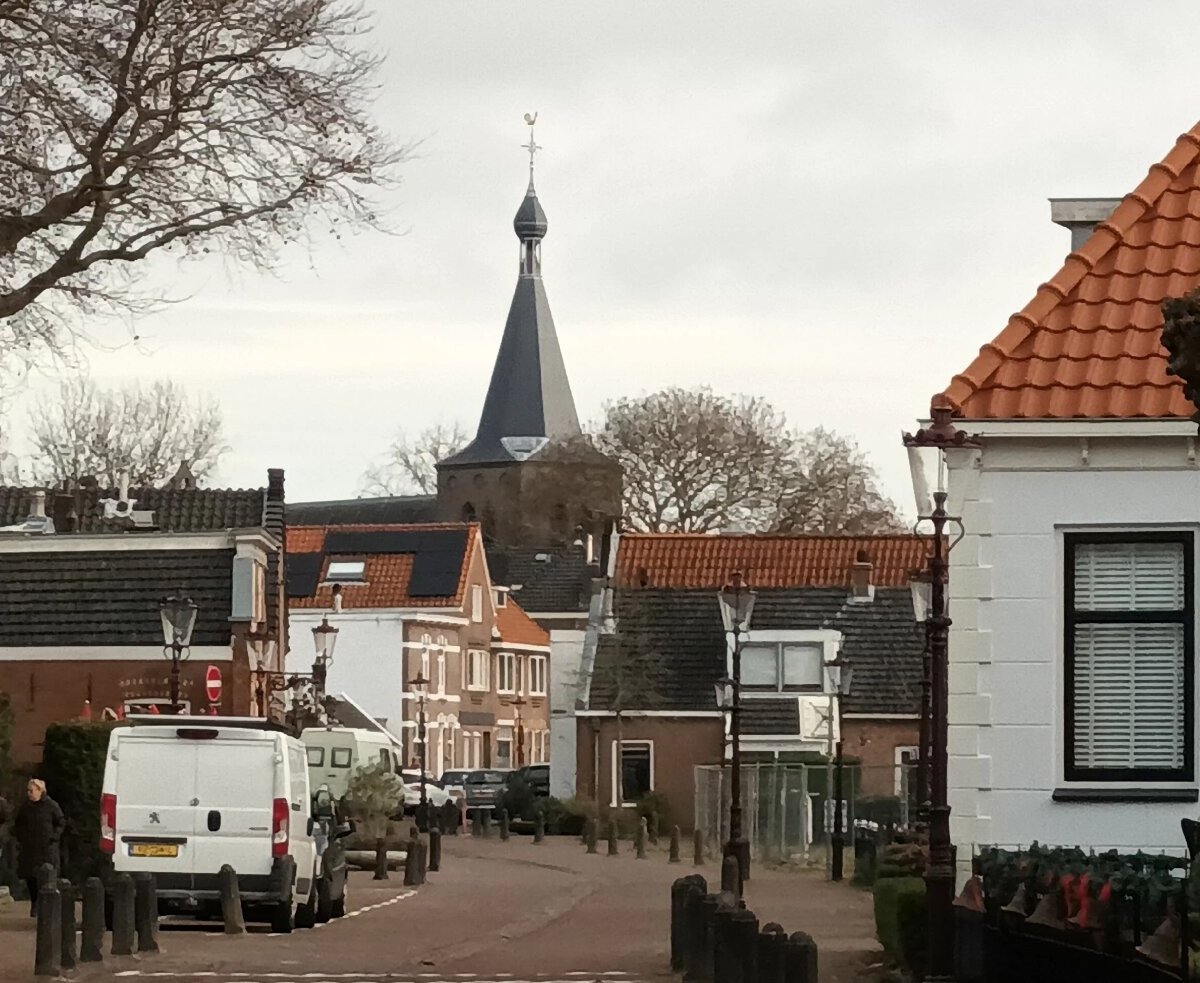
[825,654,854,882]
[159,590,198,714]
[409,672,430,825]
[903,405,975,983]
[511,695,527,767]
[717,571,756,887]
[311,617,339,705]
[909,571,934,823]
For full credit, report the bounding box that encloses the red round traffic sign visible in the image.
[205,665,222,704]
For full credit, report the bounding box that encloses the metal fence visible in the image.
[694,761,917,866]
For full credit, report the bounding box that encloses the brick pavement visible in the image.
[0,835,882,982]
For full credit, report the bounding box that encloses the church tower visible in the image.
[437,120,621,547]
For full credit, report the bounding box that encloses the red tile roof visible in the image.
[940,125,1200,420]
[494,599,550,648]
[289,523,477,609]
[615,534,928,590]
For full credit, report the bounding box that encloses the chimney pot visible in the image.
[1050,198,1122,251]
[851,551,873,601]
[30,490,46,518]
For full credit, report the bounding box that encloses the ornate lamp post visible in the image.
[825,654,854,882]
[311,617,339,705]
[511,694,527,767]
[159,590,198,714]
[409,672,430,825]
[909,571,934,822]
[903,405,975,983]
[716,571,756,886]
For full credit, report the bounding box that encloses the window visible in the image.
[1065,533,1193,782]
[326,559,366,583]
[612,741,653,806]
[494,589,507,608]
[530,655,547,695]
[894,746,919,798]
[497,652,516,693]
[741,643,823,691]
[331,747,353,768]
[421,633,431,680]
[472,584,484,623]
[497,738,512,768]
[467,649,490,690]
[306,746,325,767]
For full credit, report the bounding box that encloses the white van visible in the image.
[301,726,401,799]
[101,717,319,932]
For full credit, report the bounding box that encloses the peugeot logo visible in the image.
[148,812,161,825]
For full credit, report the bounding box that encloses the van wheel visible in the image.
[315,876,332,923]
[270,899,294,934]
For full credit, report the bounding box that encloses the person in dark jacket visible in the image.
[15,779,65,914]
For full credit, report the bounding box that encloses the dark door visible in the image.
[483,732,492,768]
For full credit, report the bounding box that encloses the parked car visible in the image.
[463,769,511,815]
[301,726,402,800]
[398,772,452,815]
[439,769,472,803]
[510,763,550,797]
[101,716,321,933]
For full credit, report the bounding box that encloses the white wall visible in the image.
[550,629,586,798]
[947,434,1200,885]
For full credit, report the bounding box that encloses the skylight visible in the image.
[326,560,366,583]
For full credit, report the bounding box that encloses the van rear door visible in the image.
[114,737,198,875]
[191,737,277,876]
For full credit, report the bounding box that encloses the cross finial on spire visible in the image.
[522,112,540,183]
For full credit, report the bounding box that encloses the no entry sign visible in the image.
[205,665,222,704]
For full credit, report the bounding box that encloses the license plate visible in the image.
[129,843,178,858]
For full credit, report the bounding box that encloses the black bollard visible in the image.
[481,809,492,838]
[713,904,739,983]
[783,931,818,983]
[607,820,619,856]
[758,923,786,983]
[218,864,245,935]
[671,877,697,971]
[721,855,740,895]
[730,909,759,983]
[636,817,648,859]
[111,873,135,956]
[80,877,105,963]
[699,893,721,983]
[670,825,682,863]
[403,836,421,887]
[499,809,510,841]
[34,880,61,977]
[694,828,706,866]
[471,808,483,837]
[134,873,159,953]
[534,812,545,844]
[681,879,709,981]
[417,837,428,883]
[586,817,599,854]
[429,827,442,872]
[58,879,77,970]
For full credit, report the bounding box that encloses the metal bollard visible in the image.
[218,864,245,935]
[134,873,159,953]
[586,817,599,854]
[721,855,740,896]
[607,820,619,856]
[58,879,77,970]
[429,827,442,872]
[671,877,690,971]
[783,930,818,983]
[758,923,786,983]
[636,817,648,859]
[713,904,739,983]
[694,828,706,866]
[80,877,105,962]
[681,879,709,981]
[698,893,721,983]
[730,909,759,983]
[499,809,510,841]
[34,880,62,977]
[403,836,421,887]
[110,873,136,956]
[533,812,545,844]
[670,825,682,863]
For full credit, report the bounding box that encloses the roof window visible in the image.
[326,559,366,583]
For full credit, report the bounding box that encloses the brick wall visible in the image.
[842,718,919,798]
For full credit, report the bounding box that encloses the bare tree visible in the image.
[0,0,405,366]
[360,421,469,496]
[25,376,227,487]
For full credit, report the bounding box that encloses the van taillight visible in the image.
[100,794,117,853]
[272,797,289,856]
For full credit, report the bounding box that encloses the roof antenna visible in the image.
[522,112,540,188]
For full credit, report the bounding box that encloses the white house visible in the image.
[922,122,1200,886]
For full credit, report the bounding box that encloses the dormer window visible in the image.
[326,559,366,583]
[494,588,508,608]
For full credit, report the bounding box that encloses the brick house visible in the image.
[286,522,550,774]
[0,468,288,765]
[569,533,927,830]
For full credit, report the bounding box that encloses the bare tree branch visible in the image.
[359,421,470,496]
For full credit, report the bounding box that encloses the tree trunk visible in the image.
[373,837,388,880]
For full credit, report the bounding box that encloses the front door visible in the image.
[483,732,492,768]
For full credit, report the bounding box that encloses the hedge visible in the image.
[873,875,926,976]
[41,721,116,884]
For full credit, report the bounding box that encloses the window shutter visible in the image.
[1074,542,1184,611]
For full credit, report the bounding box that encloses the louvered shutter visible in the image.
[1071,541,1187,773]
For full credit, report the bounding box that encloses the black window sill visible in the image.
[1052,787,1199,803]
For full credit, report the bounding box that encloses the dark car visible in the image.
[510,763,550,797]
[464,769,510,814]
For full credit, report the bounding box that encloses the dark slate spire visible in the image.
[440,120,581,467]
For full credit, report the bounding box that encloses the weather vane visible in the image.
[522,112,540,178]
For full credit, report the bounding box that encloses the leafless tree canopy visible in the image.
[592,386,903,534]
[24,376,227,487]
[360,421,470,496]
[0,0,403,364]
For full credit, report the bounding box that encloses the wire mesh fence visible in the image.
[693,761,918,868]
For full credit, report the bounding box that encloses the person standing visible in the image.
[15,779,65,915]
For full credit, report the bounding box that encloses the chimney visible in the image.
[268,468,285,501]
[850,548,873,602]
[1050,198,1121,252]
[30,490,46,518]
[332,583,343,614]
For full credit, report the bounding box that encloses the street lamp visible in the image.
[716,571,756,887]
[824,655,854,882]
[511,694,528,767]
[909,571,934,823]
[903,404,975,983]
[311,617,339,705]
[408,672,430,828]
[160,590,198,714]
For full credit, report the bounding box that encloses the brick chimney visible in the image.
[850,548,874,602]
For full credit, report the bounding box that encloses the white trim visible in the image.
[526,611,589,620]
[287,609,469,626]
[0,644,232,662]
[0,530,258,553]
[741,628,842,645]
[843,713,921,720]
[950,419,1196,439]
[529,653,548,696]
[495,641,551,653]
[403,641,462,654]
[577,710,722,718]
[496,651,516,694]
[610,739,654,807]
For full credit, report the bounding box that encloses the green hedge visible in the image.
[41,722,116,884]
[873,876,926,976]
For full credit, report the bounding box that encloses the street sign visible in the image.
[205,665,222,704]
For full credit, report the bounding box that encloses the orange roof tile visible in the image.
[616,534,928,590]
[288,523,478,609]
[493,598,550,648]
[940,125,1200,420]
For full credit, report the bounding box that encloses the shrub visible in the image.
[637,791,672,837]
[41,721,116,884]
[552,796,597,836]
[500,774,537,822]
[873,876,926,975]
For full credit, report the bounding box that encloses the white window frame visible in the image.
[466,649,490,691]
[421,632,431,680]
[471,584,484,623]
[496,651,516,694]
[530,654,547,696]
[894,745,919,797]
[610,739,654,807]
[325,559,366,583]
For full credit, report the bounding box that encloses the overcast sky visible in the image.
[11,2,1200,509]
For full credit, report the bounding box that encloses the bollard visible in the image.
[721,855,740,895]
[758,924,786,983]
[417,837,428,884]
[111,873,136,956]
[713,904,739,983]
[730,909,759,983]
[681,877,709,981]
[607,820,619,856]
[58,879,77,970]
[404,837,421,887]
[80,877,105,962]
[134,873,159,953]
[636,817,648,859]
[670,825,682,863]
[471,808,483,837]
[429,827,442,872]
[533,812,545,844]
[586,817,599,854]
[499,809,510,841]
[481,809,492,838]
[34,880,62,977]
[648,813,659,845]
[671,877,691,971]
[699,893,722,983]
[218,864,245,935]
[783,931,818,983]
[694,828,706,866]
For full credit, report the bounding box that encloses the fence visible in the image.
[694,761,917,866]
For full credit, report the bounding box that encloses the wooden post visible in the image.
[783,931,818,983]
[499,809,510,841]
[758,923,786,983]
[79,877,105,963]
[404,834,421,887]
[533,812,545,844]
[218,864,246,935]
[636,817,648,859]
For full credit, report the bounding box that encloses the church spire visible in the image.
[438,115,582,469]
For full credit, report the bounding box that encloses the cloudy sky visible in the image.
[12,2,1200,509]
